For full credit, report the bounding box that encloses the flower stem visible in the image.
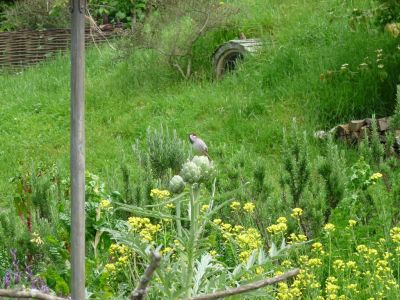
[176,198,182,238]
[185,185,199,297]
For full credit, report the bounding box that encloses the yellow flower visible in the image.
[213,218,222,225]
[230,201,241,211]
[311,242,324,254]
[117,255,129,266]
[370,172,383,181]
[289,233,307,244]
[100,199,112,210]
[201,204,209,212]
[390,227,400,243]
[161,247,173,255]
[346,283,358,292]
[356,244,368,253]
[333,259,345,271]
[291,207,303,218]
[233,225,244,232]
[290,287,302,298]
[346,260,357,270]
[276,282,289,300]
[255,266,264,274]
[307,258,323,267]
[282,260,292,268]
[105,263,116,274]
[267,222,287,235]
[299,255,309,264]
[236,228,261,249]
[243,202,255,213]
[30,232,44,246]
[221,223,232,231]
[150,188,171,199]
[324,223,336,233]
[209,250,218,257]
[128,217,150,230]
[325,276,339,296]
[348,219,357,227]
[239,250,252,263]
[109,243,129,256]
[127,217,161,243]
[277,217,287,224]
[165,203,175,209]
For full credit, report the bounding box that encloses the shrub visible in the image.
[375,0,400,27]
[134,126,187,180]
[2,0,70,30]
[126,0,238,79]
[281,120,310,208]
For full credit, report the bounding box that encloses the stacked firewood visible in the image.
[332,117,393,143]
[315,117,400,149]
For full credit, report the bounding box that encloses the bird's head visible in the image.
[188,133,197,144]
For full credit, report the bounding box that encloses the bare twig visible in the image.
[0,289,67,300]
[185,268,300,300]
[130,251,162,300]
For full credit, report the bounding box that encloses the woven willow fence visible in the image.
[0,27,116,69]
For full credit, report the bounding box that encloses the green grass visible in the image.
[0,0,398,197]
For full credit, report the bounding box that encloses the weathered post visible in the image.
[70,0,86,299]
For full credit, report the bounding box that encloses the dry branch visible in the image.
[130,251,162,300]
[186,268,300,300]
[0,289,67,300]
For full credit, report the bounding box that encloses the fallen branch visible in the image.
[186,268,300,300]
[0,289,67,300]
[130,251,162,300]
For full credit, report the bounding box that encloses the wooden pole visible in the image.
[70,0,86,299]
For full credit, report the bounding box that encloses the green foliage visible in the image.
[370,114,385,165]
[375,0,400,27]
[89,0,149,27]
[135,126,187,180]
[281,120,310,208]
[391,84,400,130]
[43,268,70,296]
[317,136,346,223]
[0,1,13,31]
[1,0,70,30]
[127,0,238,79]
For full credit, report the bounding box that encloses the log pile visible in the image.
[315,117,399,145]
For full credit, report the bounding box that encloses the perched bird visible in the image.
[189,133,212,161]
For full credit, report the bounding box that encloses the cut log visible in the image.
[364,118,373,128]
[359,126,369,139]
[349,120,365,132]
[378,117,390,132]
[212,39,263,79]
[335,124,349,137]
[350,131,360,141]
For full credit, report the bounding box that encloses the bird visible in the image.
[188,133,212,161]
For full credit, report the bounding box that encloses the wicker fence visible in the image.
[0,27,117,69]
